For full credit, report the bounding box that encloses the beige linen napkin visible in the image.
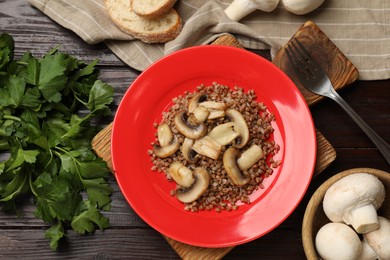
[28,0,389,80]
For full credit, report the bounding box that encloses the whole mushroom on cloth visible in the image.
[323,173,385,234]
[224,0,325,22]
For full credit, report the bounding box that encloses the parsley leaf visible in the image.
[0,33,114,250]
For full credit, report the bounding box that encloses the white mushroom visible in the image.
[223,145,263,186]
[224,0,280,21]
[315,222,362,260]
[237,144,263,170]
[192,106,210,123]
[176,167,210,203]
[157,123,173,147]
[281,0,324,15]
[323,173,385,234]
[153,123,179,158]
[181,138,199,163]
[198,101,227,119]
[225,108,250,149]
[360,238,378,260]
[168,162,195,188]
[207,122,239,146]
[192,136,222,160]
[174,111,207,139]
[363,216,390,260]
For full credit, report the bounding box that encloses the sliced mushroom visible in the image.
[188,93,208,113]
[174,111,207,139]
[192,136,222,160]
[199,101,227,119]
[223,147,250,186]
[226,108,249,149]
[157,123,173,147]
[192,106,210,123]
[153,124,179,158]
[168,162,195,188]
[176,167,210,203]
[181,137,199,163]
[237,144,263,171]
[207,122,239,146]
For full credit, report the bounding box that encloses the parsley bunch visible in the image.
[0,33,114,250]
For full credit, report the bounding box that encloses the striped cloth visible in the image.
[29,0,390,80]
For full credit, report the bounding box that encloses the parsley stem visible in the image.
[29,171,38,197]
[3,115,21,122]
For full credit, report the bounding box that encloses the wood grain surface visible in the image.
[1,1,389,259]
[273,21,359,106]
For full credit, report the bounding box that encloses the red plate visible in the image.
[111,45,316,247]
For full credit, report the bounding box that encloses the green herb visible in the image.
[0,33,114,250]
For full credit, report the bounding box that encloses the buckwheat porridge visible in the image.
[148,82,280,212]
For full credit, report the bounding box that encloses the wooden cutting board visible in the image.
[92,21,358,259]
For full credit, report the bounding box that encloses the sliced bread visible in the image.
[131,0,177,18]
[105,0,182,43]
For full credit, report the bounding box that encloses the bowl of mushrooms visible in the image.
[302,168,390,260]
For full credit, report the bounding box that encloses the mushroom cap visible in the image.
[174,111,207,139]
[282,0,324,15]
[225,108,249,149]
[176,167,210,203]
[223,147,250,186]
[315,222,362,260]
[323,173,385,223]
[251,0,280,12]
[364,217,390,259]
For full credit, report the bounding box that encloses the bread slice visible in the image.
[105,0,182,43]
[131,0,177,18]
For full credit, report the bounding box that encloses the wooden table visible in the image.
[1,1,389,259]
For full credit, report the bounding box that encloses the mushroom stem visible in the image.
[237,144,263,171]
[343,204,380,234]
[224,0,280,21]
[225,0,257,21]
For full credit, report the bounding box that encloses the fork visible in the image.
[285,38,390,164]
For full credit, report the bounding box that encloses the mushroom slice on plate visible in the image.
[223,147,250,186]
[207,122,239,146]
[198,101,227,119]
[168,162,195,188]
[157,123,173,147]
[188,93,208,113]
[181,138,199,163]
[153,124,179,158]
[192,106,210,123]
[192,136,222,160]
[176,167,210,203]
[226,108,249,149]
[174,111,207,139]
[237,144,263,171]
